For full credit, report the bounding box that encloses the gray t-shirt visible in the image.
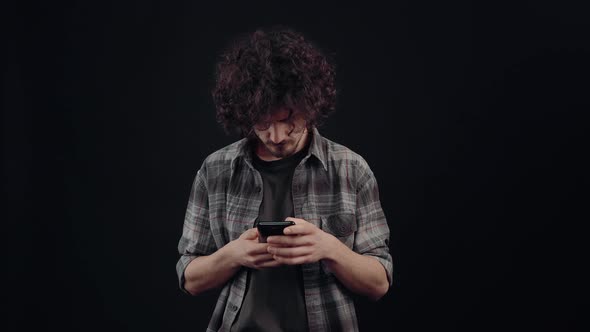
[231,144,310,332]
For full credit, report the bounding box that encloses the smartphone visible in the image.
[256,221,296,243]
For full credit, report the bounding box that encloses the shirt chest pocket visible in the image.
[320,213,357,249]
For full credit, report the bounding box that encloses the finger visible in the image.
[272,254,312,265]
[247,254,276,269]
[255,259,283,269]
[252,253,276,263]
[268,245,313,258]
[252,253,282,269]
[283,218,314,235]
[285,217,307,224]
[247,243,271,255]
[267,235,312,247]
[282,224,312,235]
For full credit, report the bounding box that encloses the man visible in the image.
[176,26,393,332]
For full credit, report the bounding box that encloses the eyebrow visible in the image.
[261,108,293,123]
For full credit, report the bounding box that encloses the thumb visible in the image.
[240,227,259,240]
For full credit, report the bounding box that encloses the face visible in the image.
[252,106,308,159]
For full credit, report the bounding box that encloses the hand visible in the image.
[266,217,339,265]
[229,228,282,269]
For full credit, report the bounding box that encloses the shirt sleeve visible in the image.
[176,167,216,294]
[353,163,394,287]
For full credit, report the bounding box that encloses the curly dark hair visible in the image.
[211,26,337,136]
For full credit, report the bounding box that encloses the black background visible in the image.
[5,1,588,331]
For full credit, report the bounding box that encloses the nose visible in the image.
[268,123,289,144]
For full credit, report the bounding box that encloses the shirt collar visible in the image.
[231,126,328,172]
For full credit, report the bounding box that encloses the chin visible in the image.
[271,147,294,158]
[272,150,288,158]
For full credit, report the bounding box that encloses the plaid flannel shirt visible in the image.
[176,127,393,332]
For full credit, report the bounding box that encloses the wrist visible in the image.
[219,239,242,269]
[320,231,346,263]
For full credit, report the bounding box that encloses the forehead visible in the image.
[264,105,294,120]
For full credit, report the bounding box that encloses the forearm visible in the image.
[323,238,390,301]
[183,243,240,296]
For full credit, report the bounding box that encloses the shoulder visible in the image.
[321,135,373,175]
[203,139,245,165]
[319,136,382,196]
[198,138,247,177]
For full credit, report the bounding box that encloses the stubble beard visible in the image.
[264,130,305,159]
